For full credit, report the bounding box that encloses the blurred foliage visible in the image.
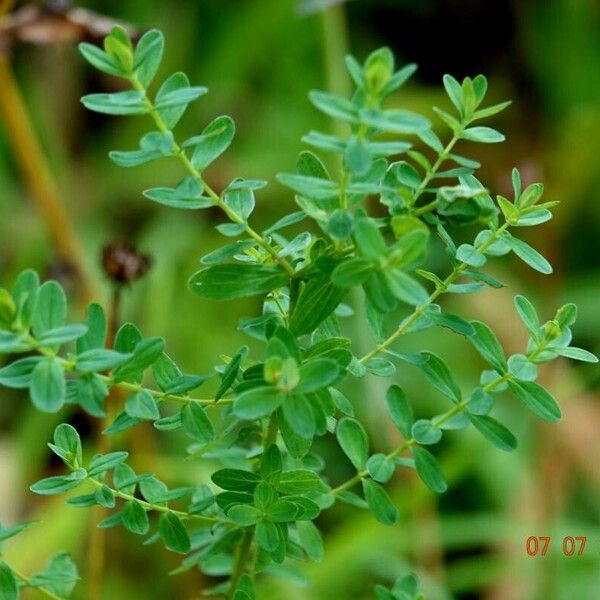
[0,0,598,599]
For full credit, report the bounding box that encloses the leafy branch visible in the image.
[0,27,597,600]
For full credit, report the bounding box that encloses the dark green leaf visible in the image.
[189,264,288,300]
[158,513,190,553]
[469,320,507,371]
[418,353,461,403]
[122,500,149,535]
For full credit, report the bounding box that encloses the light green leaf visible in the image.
[508,380,561,422]
[362,479,398,525]
[30,358,65,413]
[336,417,369,470]
[412,447,447,493]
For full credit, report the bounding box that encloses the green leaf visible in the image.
[282,395,315,439]
[76,303,107,353]
[79,42,123,76]
[113,337,165,383]
[336,417,369,470]
[29,552,78,598]
[384,269,429,306]
[125,390,160,420]
[30,358,65,413]
[32,280,66,337]
[555,347,598,363]
[411,419,442,445]
[276,470,325,495]
[418,353,461,403]
[507,354,538,381]
[289,276,345,336]
[212,469,260,492]
[469,320,507,371]
[144,176,212,210]
[76,349,132,372]
[513,295,541,338]
[0,561,18,600]
[87,452,128,477]
[81,90,147,115]
[352,210,387,261]
[506,236,552,274]
[473,100,512,120]
[255,520,280,552]
[189,264,288,300]
[181,402,215,443]
[30,472,84,496]
[133,30,164,86]
[508,380,561,422]
[155,72,190,128]
[344,136,373,176]
[296,520,324,561]
[12,269,39,329]
[362,479,398,525]
[332,258,374,288]
[364,357,395,377]
[0,357,43,389]
[122,500,149,535]
[296,358,341,393]
[185,115,235,171]
[442,74,463,113]
[216,346,247,400]
[228,504,261,526]
[0,331,29,353]
[412,447,447,493]
[385,385,413,438]
[366,453,396,483]
[427,311,475,337]
[359,108,429,134]
[153,84,207,110]
[308,90,358,123]
[461,126,505,143]
[276,173,337,201]
[234,386,285,420]
[468,414,517,451]
[158,513,190,553]
[51,423,82,468]
[0,522,34,543]
[109,131,174,167]
[456,244,486,267]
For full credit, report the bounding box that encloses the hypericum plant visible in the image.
[0,27,597,599]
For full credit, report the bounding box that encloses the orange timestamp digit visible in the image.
[526,535,587,556]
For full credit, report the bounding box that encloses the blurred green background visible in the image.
[1,0,599,598]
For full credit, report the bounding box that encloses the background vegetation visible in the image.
[0,1,598,598]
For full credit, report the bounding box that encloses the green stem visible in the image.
[11,568,66,600]
[87,478,218,524]
[129,76,295,278]
[411,132,461,208]
[226,528,254,599]
[359,220,511,363]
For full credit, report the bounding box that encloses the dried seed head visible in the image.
[101,241,151,285]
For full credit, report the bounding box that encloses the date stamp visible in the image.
[526,536,587,557]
